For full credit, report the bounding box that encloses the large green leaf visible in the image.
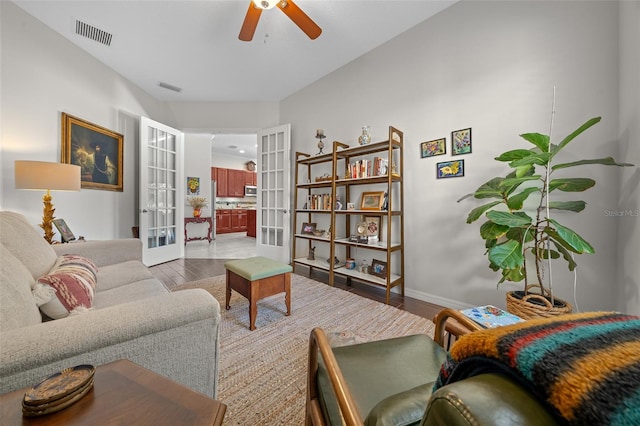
[507,187,540,210]
[495,149,534,162]
[500,175,540,190]
[509,152,552,168]
[473,177,505,199]
[488,240,524,270]
[548,178,595,192]
[467,201,502,223]
[548,219,595,254]
[552,157,635,171]
[520,132,550,152]
[499,267,526,284]
[480,220,509,239]
[551,240,578,271]
[486,210,533,227]
[506,226,535,244]
[548,200,586,212]
[552,117,601,156]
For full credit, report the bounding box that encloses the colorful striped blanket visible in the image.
[434,311,640,426]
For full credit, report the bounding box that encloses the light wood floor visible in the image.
[149,257,445,321]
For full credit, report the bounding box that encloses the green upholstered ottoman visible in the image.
[224,256,293,330]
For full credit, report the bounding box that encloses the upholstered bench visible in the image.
[224,256,292,330]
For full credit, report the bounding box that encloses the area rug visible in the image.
[173,273,435,425]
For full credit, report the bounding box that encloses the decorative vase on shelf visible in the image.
[193,208,202,218]
[358,126,371,145]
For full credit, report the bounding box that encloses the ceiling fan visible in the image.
[239,0,322,42]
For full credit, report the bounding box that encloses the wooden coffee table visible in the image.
[0,359,226,425]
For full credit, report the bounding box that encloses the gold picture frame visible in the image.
[360,191,385,210]
[61,113,124,191]
[363,216,381,238]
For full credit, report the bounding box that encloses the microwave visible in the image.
[244,185,257,197]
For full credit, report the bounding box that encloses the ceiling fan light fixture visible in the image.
[252,0,279,10]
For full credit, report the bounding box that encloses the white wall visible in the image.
[184,134,213,218]
[618,1,640,315]
[0,1,168,240]
[281,1,634,312]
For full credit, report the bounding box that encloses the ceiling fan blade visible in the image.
[239,2,262,41]
[277,0,322,40]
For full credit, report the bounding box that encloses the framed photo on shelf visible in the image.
[436,160,465,179]
[360,191,385,210]
[363,216,381,238]
[61,112,124,192]
[52,218,76,242]
[301,222,317,235]
[420,138,446,158]
[370,259,387,278]
[451,127,472,155]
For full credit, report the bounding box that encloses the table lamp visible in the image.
[15,160,81,243]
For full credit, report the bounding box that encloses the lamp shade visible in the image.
[15,161,81,191]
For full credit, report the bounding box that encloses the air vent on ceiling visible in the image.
[158,81,183,93]
[75,19,113,46]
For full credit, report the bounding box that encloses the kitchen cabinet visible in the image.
[212,167,257,198]
[247,210,256,238]
[216,209,248,234]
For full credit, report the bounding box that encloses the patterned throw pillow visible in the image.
[37,254,98,319]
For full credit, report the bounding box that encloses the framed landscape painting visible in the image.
[61,113,124,191]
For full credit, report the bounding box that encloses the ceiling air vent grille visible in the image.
[75,20,113,46]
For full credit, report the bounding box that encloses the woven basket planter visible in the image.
[506,285,572,320]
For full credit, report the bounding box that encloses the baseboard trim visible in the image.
[404,287,473,311]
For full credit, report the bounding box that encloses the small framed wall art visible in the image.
[420,138,446,158]
[451,127,472,155]
[52,218,76,242]
[360,191,386,210]
[437,160,465,179]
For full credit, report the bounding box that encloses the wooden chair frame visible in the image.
[305,308,484,426]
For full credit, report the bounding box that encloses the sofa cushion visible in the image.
[0,244,42,332]
[92,278,169,309]
[96,260,156,292]
[0,211,57,279]
[37,254,98,319]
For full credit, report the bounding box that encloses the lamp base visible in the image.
[39,190,56,244]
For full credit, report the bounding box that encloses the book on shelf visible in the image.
[460,305,523,328]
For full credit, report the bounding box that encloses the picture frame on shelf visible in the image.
[451,127,472,155]
[421,138,446,158]
[437,160,465,179]
[370,259,387,278]
[346,203,356,210]
[301,222,317,235]
[61,112,124,192]
[363,216,381,238]
[52,218,76,243]
[360,191,385,210]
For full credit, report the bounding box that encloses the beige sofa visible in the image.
[0,211,221,398]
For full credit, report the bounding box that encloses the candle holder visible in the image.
[315,129,326,155]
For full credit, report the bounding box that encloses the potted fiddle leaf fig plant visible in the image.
[459,117,633,319]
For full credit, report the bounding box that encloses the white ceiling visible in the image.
[13,0,456,159]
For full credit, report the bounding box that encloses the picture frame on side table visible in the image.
[360,191,385,210]
[370,259,387,278]
[301,222,317,235]
[52,218,76,242]
[421,138,446,158]
[437,160,465,179]
[61,113,124,192]
[451,127,472,155]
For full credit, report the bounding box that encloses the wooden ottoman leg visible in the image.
[284,272,291,316]
[249,279,258,331]
[225,269,232,310]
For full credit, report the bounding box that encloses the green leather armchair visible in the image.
[306,308,559,426]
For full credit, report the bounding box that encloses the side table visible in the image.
[185,217,213,245]
[0,359,226,425]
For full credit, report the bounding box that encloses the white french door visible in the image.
[256,124,291,264]
[139,116,184,266]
